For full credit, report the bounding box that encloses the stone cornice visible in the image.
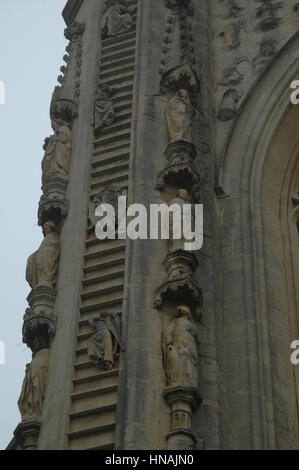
[62,0,84,25]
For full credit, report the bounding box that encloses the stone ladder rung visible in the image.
[70,403,117,420]
[82,269,125,286]
[101,39,136,56]
[91,161,129,178]
[92,144,130,161]
[90,173,129,190]
[100,48,136,65]
[80,284,124,301]
[94,130,131,148]
[68,422,116,439]
[99,61,135,78]
[83,257,126,275]
[73,369,119,386]
[79,297,123,315]
[102,30,136,48]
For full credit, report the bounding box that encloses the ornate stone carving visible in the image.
[218,89,239,122]
[219,23,241,50]
[160,64,200,99]
[155,250,202,311]
[166,89,192,144]
[22,308,56,351]
[219,64,244,87]
[253,39,277,74]
[50,97,78,125]
[38,193,69,227]
[55,21,85,100]
[101,0,137,39]
[88,185,125,228]
[164,0,194,16]
[254,1,282,32]
[14,420,42,451]
[87,313,122,370]
[221,0,244,19]
[156,141,200,192]
[94,85,116,133]
[26,221,60,290]
[41,120,72,189]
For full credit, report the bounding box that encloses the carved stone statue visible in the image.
[94,86,115,132]
[162,305,199,388]
[166,89,192,143]
[41,119,72,187]
[169,188,194,252]
[101,0,136,38]
[18,336,50,420]
[87,313,121,370]
[26,221,60,290]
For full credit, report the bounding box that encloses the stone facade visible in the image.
[9,0,299,450]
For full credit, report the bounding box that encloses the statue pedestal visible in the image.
[14,419,42,451]
[162,385,202,450]
[27,286,57,314]
[155,250,202,312]
[157,141,200,192]
[39,176,69,227]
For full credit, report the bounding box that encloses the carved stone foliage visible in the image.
[87,313,122,370]
[88,185,125,228]
[218,89,239,122]
[101,0,137,39]
[94,85,116,133]
[219,23,241,50]
[26,221,60,291]
[253,39,277,74]
[254,1,282,32]
[164,0,194,15]
[54,21,85,100]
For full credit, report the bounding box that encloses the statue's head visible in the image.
[177,188,189,201]
[177,304,191,318]
[43,220,56,237]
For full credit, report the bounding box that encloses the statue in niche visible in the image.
[41,119,72,187]
[87,313,122,370]
[169,188,194,252]
[166,89,192,143]
[101,0,137,38]
[26,221,60,290]
[94,85,116,132]
[162,305,199,388]
[18,334,50,420]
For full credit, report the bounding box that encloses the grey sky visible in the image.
[0,0,67,449]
